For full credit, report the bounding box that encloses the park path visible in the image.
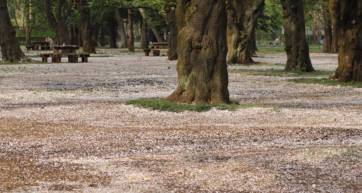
[0,52,361,192]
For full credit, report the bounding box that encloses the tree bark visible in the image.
[329,0,362,81]
[323,5,332,53]
[141,19,148,49]
[226,0,264,64]
[0,0,25,62]
[138,8,162,42]
[115,9,127,48]
[79,0,93,53]
[109,16,118,48]
[25,0,32,48]
[167,0,229,104]
[127,9,134,52]
[280,0,314,72]
[165,0,178,60]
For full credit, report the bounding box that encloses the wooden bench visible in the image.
[40,53,52,62]
[143,48,151,56]
[150,42,168,56]
[40,53,89,63]
[79,53,90,62]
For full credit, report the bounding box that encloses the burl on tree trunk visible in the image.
[0,0,24,62]
[167,0,229,104]
[280,0,314,72]
[165,0,178,61]
[226,0,264,64]
[329,0,362,81]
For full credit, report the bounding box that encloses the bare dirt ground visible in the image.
[0,50,361,192]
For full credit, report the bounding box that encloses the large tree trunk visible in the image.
[329,0,362,81]
[167,0,229,104]
[165,0,178,60]
[280,0,314,72]
[0,0,25,62]
[25,0,32,48]
[226,0,264,64]
[79,0,93,53]
[127,9,134,52]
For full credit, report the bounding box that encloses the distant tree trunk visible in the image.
[0,0,25,62]
[79,0,93,53]
[280,0,314,72]
[165,0,178,60]
[250,29,257,55]
[323,5,332,53]
[109,17,117,48]
[99,27,106,47]
[115,9,127,48]
[141,19,148,49]
[167,0,229,104]
[127,9,134,52]
[41,0,70,44]
[138,8,162,42]
[226,0,264,64]
[25,0,32,48]
[329,0,362,81]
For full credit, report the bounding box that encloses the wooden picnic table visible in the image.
[27,41,50,50]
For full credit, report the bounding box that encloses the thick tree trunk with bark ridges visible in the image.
[0,0,24,62]
[226,0,264,64]
[165,0,178,60]
[167,0,229,104]
[141,19,148,49]
[280,0,314,72]
[329,0,362,81]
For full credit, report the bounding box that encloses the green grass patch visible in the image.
[288,78,362,88]
[231,69,333,77]
[257,45,323,54]
[126,98,263,113]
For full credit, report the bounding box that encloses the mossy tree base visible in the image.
[168,0,230,104]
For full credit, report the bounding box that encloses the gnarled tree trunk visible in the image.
[329,0,362,81]
[280,0,314,72]
[167,0,229,104]
[0,0,24,62]
[226,0,264,64]
[165,0,178,60]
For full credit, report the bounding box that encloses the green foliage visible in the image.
[288,78,362,88]
[125,98,259,113]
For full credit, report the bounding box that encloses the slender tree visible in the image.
[329,0,362,81]
[226,0,264,64]
[167,0,229,104]
[127,8,135,52]
[280,0,314,72]
[0,0,25,62]
[165,0,177,60]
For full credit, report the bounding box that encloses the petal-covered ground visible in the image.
[0,50,361,192]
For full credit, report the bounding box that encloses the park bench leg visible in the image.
[52,54,61,63]
[81,56,88,62]
[68,55,78,63]
[153,50,160,56]
[42,56,48,63]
